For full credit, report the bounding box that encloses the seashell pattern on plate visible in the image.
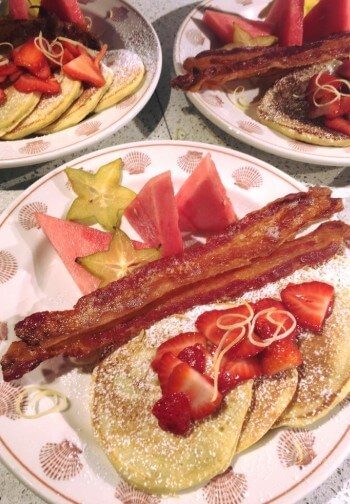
[177,150,203,174]
[237,120,263,135]
[287,141,317,153]
[0,382,25,420]
[19,140,50,156]
[233,166,263,190]
[116,93,139,110]
[202,94,224,107]
[39,440,83,480]
[115,480,161,504]
[236,0,252,5]
[123,151,151,174]
[0,321,8,341]
[185,28,205,46]
[107,6,129,22]
[0,250,18,284]
[203,467,248,504]
[18,202,48,230]
[75,120,102,136]
[278,429,316,468]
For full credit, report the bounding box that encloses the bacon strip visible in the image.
[2,221,349,381]
[15,188,341,346]
[172,33,350,91]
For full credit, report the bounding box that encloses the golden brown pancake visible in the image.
[0,86,41,137]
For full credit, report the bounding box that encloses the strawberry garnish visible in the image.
[260,335,303,375]
[177,344,207,373]
[324,117,350,136]
[156,352,182,393]
[151,332,206,371]
[13,38,46,76]
[0,62,18,77]
[218,357,262,395]
[33,60,51,80]
[8,69,22,83]
[63,53,105,87]
[0,89,6,105]
[167,362,222,420]
[61,40,81,58]
[337,60,350,80]
[14,74,61,95]
[254,298,299,340]
[225,333,265,359]
[152,392,192,436]
[281,281,335,332]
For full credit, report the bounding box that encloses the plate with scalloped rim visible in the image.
[0,0,162,169]
[173,0,350,166]
[0,140,349,504]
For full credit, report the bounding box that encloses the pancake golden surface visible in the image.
[0,86,41,137]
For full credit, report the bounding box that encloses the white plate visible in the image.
[0,140,349,504]
[0,0,162,169]
[173,0,350,166]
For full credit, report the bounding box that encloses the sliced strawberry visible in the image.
[306,72,342,105]
[308,98,341,119]
[260,335,303,376]
[0,76,6,83]
[337,60,350,80]
[13,38,46,76]
[325,117,350,136]
[61,40,81,58]
[218,357,262,395]
[63,53,105,87]
[8,69,22,83]
[225,333,265,360]
[14,74,61,95]
[0,63,18,77]
[177,344,207,373]
[62,48,75,64]
[151,332,206,371]
[280,281,335,333]
[0,89,6,105]
[254,298,299,340]
[340,95,350,115]
[33,60,51,80]
[152,392,192,436]
[167,362,222,420]
[195,304,252,346]
[156,352,182,393]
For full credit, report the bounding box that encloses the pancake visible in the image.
[40,67,114,134]
[94,49,145,113]
[236,369,298,454]
[0,86,41,137]
[92,330,253,495]
[257,61,350,147]
[3,75,82,140]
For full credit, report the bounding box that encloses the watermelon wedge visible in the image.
[203,9,272,44]
[304,0,350,42]
[176,154,237,233]
[9,0,29,19]
[41,0,86,28]
[124,171,183,257]
[265,0,304,46]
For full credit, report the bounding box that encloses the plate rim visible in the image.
[172,0,350,166]
[1,140,349,504]
[0,0,163,170]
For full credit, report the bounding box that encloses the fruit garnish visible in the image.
[0,62,18,77]
[65,159,136,231]
[304,0,350,43]
[0,89,6,105]
[281,281,335,332]
[304,0,319,16]
[151,332,206,372]
[254,298,300,340]
[14,74,61,94]
[337,60,350,80]
[13,38,46,76]
[177,344,207,374]
[63,52,105,87]
[77,229,160,288]
[225,333,265,360]
[265,0,304,46]
[228,24,277,48]
[218,357,262,395]
[152,392,192,436]
[9,0,29,20]
[325,117,350,136]
[260,335,303,375]
[156,352,183,394]
[167,362,222,420]
[41,0,87,29]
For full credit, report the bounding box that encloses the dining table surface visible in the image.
[0,1,349,502]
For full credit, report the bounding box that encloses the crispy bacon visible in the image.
[2,220,349,381]
[172,33,350,91]
[15,188,341,346]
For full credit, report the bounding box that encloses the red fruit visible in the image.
[14,75,61,95]
[152,392,192,436]
[151,332,206,371]
[177,344,206,373]
[33,60,51,80]
[13,38,46,76]
[0,76,6,84]
[63,53,105,87]
[41,0,87,28]
[281,281,335,333]
[195,304,252,346]
[304,0,350,43]
[340,95,350,115]
[8,70,22,83]
[218,357,262,395]
[306,73,341,103]
[337,60,350,80]
[61,40,81,59]
[325,117,350,136]
[0,89,6,105]
[308,100,341,120]
[156,352,182,393]
[225,333,265,360]
[260,335,303,376]
[9,0,29,20]
[167,363,222,420]
[0,63,18,77]
[265,0,304,46]
[254,298,299,340]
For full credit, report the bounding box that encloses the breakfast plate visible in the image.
[173,0,350,166]
[0,140,349,504]
[0,0,162,169]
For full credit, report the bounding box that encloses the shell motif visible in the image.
[39,440,83,480]
[107,6,129,22]
[75,120,102,136]
[177,150,203,174]
[233,166,263,190]
[278,429,316,468]
[19,140,50,156]
[18,201,48,230]
[0,382,25,420]
[116,93,139,110]
[185,28,205,46]
[123,151,151,175]
[287,141,316,153]
[237,120,263,135]
[0,321,8,341]
[115,480,161,504]
[236,0,253,5]
[0,250,18,284]
[203,467,247,504]
[202,94,224,107]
